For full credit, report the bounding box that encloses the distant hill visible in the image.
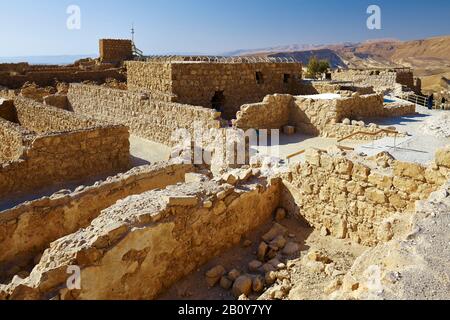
[0,54,95,65]
[233,35,450,70]
[268,49,347,69]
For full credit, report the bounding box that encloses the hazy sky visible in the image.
[0,0,449,56]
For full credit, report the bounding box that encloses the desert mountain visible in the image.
[233,35,450,71]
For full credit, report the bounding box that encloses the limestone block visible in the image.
[436,146,450,168]
[166,196,198,207]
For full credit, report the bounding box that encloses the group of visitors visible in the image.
[428,94,448,110]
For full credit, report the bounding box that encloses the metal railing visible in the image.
[136,55,301,64]
[132,45,144,58]
[398,92,449,110]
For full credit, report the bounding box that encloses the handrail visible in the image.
[286,149,306,160]
[337,129,399,143]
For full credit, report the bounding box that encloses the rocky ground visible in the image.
[420,113,450,138]
[160,210,369,300]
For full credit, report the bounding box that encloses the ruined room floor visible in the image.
[0,135,172,212]
[254,133,364,163]
[159,215,369,301]
[130,135,172,166]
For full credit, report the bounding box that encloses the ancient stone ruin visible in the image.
[0,39,449,301]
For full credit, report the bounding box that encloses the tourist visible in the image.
[428,94,434,110]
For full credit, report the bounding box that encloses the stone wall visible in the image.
[126,61,303,119]
[13,97,100,133]
[281,147,450,246]
[0,69,126,89]
[332,69,415,93]
[0,99,17,123]
[126,61,174,97]
[0,98,130,199]
[290,94,388,135]
[233,94,292,130]
[0,118,29,163]
[0,63,29,74]
[299,80,375,95]
[67,84,221,145]
[0,169,281,300]
[99,39,133,64]
[233,93,414,137]
[0,162,194,278]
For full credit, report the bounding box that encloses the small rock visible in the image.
[206,265,226,287]
[307,250,333,264]
[261,263,277,273]
[265,271,277,286]
[325,264,336,276]
[282,242,300,256]
[342,275,360,292]
[342,118,351,125]
[268,258,282,268]
[266,248,278,260]
[305,261,326,273]
[320,227,330,237]
[242,239,253,248]
[275,208,287,222]
[220,276,233,290]
[270,235,287,250]
[238,294,249,301]
[232,276,253,298]
[272,288,287,300]
[203,200,213,209]
[277,263,287,270]
[324,279,342,295]
[248,260,263,272]
[252,276,265,293]
[257,242,269,261]
[262,223,288,242]
[276,270,290,281]
[228,269,241,282]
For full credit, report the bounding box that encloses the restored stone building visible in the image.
[99,39,134,64]
[126,59,303,119]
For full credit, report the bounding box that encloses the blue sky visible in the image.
[0,0,449,57]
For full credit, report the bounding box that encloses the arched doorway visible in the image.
[211,91,225,112]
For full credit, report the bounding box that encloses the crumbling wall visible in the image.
[67,84,221,145]
[0,124,130,199]
[281,148,450,246]
[331,181,450,300]
[0,170,281,300]
[234,94,292,130]
[0,118,28,163]
[234,93,413,137]
[0,98,130,199]
[0,69,126,89]
[99,39,133,64]
[0,99,17,123]
[299,80,375,95]
[0,162,194,277]
[332,69,415,93]
[127,61,303,119]
[13,97,101,133]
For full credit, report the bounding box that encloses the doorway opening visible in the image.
[211,90,225,112]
